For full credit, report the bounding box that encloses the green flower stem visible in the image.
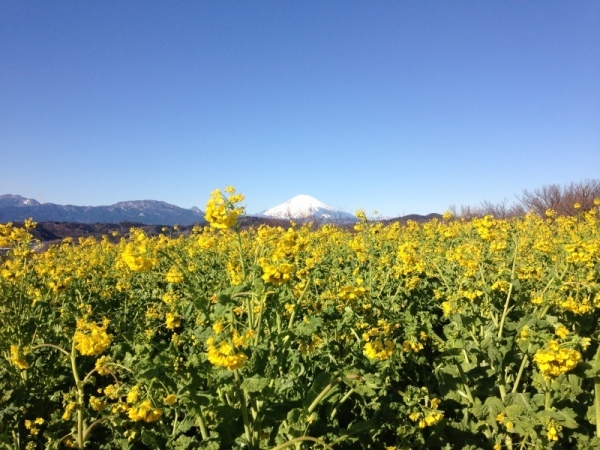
[499,378,507,402]
[31,343,70,358]
[504,435,514,450]
[30,341,91,446]
[196,408,209,441]
[518,434,530,450]
[83,418,109,442]
[375,269,391,299]
[245,294,255,331]
[594,345,600,437]
[498,238,518,340]
[595,377,600,438]
[281,279,312,349]
[234,369,254,446]
[462,348,470,365]
[253,292,269,346]
[511,354,529,394]
[70,339,85,449]
[235,229,247,282]
[545,378,553,411]
[456,362,475,404]
[307,377,344,414]
[329,388,354,420]
[431,260,451,289]
[287,277,311,330]
[252,398,264,440]
[270,436,334,450]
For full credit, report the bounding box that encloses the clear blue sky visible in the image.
[1,1,599,217]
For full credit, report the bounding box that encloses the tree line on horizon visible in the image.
[450,178,600,219]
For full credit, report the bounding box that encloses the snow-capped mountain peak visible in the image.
[259,195,357,223]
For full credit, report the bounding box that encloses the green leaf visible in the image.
[295,316,323,337]
[170,434,197,450]
[538,408,579,429]
[583,361,600,378]
[556,408,579,429]
[173,416,196,436]
[511,279,521,291]
[346,419,376,434]
[241,375,269,393]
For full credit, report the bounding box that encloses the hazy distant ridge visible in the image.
[0,194,441,226]
[0,195,206,226]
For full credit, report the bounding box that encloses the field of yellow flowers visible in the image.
[1,188,600,450]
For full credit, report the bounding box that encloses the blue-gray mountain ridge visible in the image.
[0,194,441,226]
[0,194,205,226]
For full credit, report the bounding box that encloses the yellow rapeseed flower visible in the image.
[9,345,29,370]
[128,399,163,423]
[533,340,581,376]
[165,266,184,283]
[73,319,112,356]
[206,335,248,370]
[204,188,245,229]
[165,313,181,329]
[363,340,394,361]
[164,394,177,405]
[555,325,569,339]
[62,402,77,421]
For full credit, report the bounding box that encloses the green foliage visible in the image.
[0,205,600,449]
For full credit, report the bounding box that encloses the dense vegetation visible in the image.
[1,188,599,449]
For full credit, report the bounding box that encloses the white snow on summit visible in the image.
[258,195,357,223]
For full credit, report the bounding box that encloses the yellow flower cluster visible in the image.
[547,420,562,441]
[561,296,591,314]
[555,325,569,339]
[495,412,514,430]
[94,355,113,375]
[206,328,253,370]
[89,395,106,412]
[270,228,304,259]
[409,398,443,428]
[121,242,157,271]
[363,340,395,361]
[0,220,36,249]
[206,337,248,370]
[299,334,322,355]
[403,332,427,353]
[472,215,496,240]
[102,384,120,400]
[361,319,399,361]
[164,394,177,405]
[204,187,245,229]
[565,241,599,266]
[88,383,169,424]
[165,265,184,283]
[62,401,77,421]
[9,345,29,370]
[259,258,295,285]
[24,418,44,436]
[73,318,112,356]
[258,227,306,285]
[533,340,582,376]
[128,399,163,423]
[165,312,181,329]
[338,279,368,301]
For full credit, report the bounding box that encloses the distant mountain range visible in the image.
[0,194,205,226]
[0,194,441,226]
